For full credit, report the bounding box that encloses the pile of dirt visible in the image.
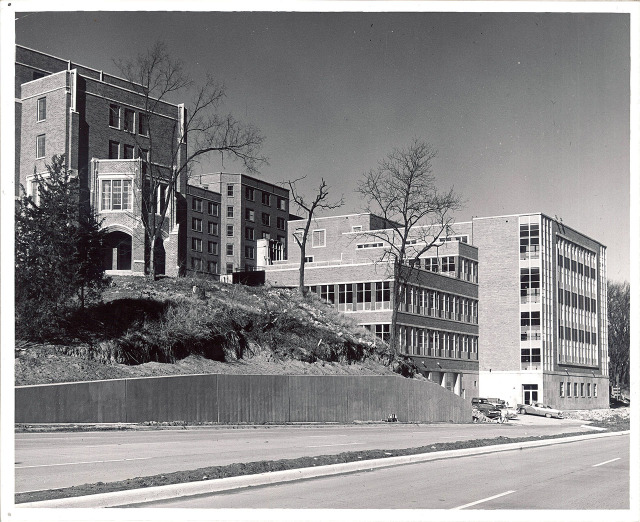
[563,407,630,422]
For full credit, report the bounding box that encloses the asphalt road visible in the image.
[146,433,630,509]
[15,416,595,493]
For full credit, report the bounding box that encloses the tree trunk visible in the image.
[299,243,306,295]
[149,234,156,280]
[390,259,402,355]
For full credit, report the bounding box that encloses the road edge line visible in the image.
[17,430,630,508]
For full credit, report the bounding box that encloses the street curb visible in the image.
[18,430,629,508]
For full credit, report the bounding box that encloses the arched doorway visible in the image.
[103,231,132,271]
[153,237,166,276]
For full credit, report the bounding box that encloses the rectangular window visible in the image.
[208,241,217,255]
[37,97,46,121]
[101,179,133,211]
[245,187,255,201]
[123,108,135,133]
[245,246,255,259]
[227,206,234,218]
[109,104,120,128]
[208,260,218,274]
[192,217,202,232]
[312,229,326,248]
[191,237,202,252]
[594,384,597,397]
[226,263,234,274]
[138,113,149,136]
[277,197,286,211]
[277,217,286,230]
[261,192,271,206]
[587,383,591,397]
[208,221,218,236]
[226,244,234,256]
[36,134,46,158]
[208,201,219,216]
[567,382,571,397]
[108,140,119,159]
[227,184,234,197]
[304,255,314,263]
[192,198,203,212]
[560,382,564,397]
[574,383,578,397]
[262,231,271,240]
[245,208,255,222]
[557,252,563,268]
[581,383,585,397]
[191,257,202,271]
[123,144,134,159]
[227,225,234,237]
[262,213,271,226]
[245,227,254,240]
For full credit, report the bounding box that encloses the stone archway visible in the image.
[103,230,132,271]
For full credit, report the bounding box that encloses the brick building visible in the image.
[261,213,481,399]
[452,214,609,409]
[16,46,290,278]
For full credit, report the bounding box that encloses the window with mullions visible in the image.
[208,221,218,236]
[356,282,373,310]
[424,258,439,272]
[338,283,354,311]
[123,145,134,159]
[245,227,254,240]
[192,198,203,212]
[374,281,391,310]
[208,202,219,216]
[441,256,456,273]
[312,229,326,248]
[245,208,254,222]
[37,97,46,121]
[138,113,149,136]
[519,223,540,259]
[191,237,202,252]
[101,179,133,211]
[320,284,335,304]
[109,104,120,128]
[245,187,255,201]
[521,311,541,340]
[108,140,119,159]
[191,217,202,232]
[521,346,541,365]
[123,109,135,133]
[521,267,540,302]
[261,192,271,206]
[36,134,46,158]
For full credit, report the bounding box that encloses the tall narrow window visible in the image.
[123,144,134,159]
[138,113,149,136]
[312,229,326,248]
[37,97,46,121]
[245,187,255,201]
[36,134,46,158]
[109,104,120,128]
[123,108,135,132]
[109,140,119,159]
[227,184,234,197]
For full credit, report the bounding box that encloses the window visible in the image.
[108,140,119,159]
[192,198,203,212]
[191,257,202,271]
[123,144,134,159]
[208,260,218,274]
[245,187,255,201]
[557,252,563,268]
[277,197,286,211]
[581,383,585,397]
[227,184,234,197]
[208,221,218,236]
[192,217,203,232]
[101,179,133,211]
[304,255,314,263]
[262,231,271,240]
[312,229,326,248]
[374,324,390,342]
[352,225,362,232]
[357,242,384,249]
[594,384,597,397]
[156,183,167,214]
[375,281,391,309]
[109,104,120,128]
[574,383,578,397]
[227,206,234,218]
[262,213,271,227]
[245,246,255,259]
[36,134,46,158]
[245,208,255,222]
[191,238,202,252]
[261,192,271,206]
[245,227,254,240]
[208,202,219,216]
[567,382,572,397]
[227,225,234,237]
[587,383,591,397]
[226,263,234,274]
[277,217,286,230]
[226,244,234,256]
[37,97,46,121]
[138,113,149,136]
[123,108,135,133]
[560,382,564,397]
[139,147,149,174]
[208,241,217,255]
[442,256,455,272]
[519,223,539,259]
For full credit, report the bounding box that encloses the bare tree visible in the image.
[356,138,462,352]
[607,279,630,390]
[114,42,267,278]
[285,176,343,295]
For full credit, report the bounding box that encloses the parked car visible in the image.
[517,402,564,419]
[471,397,501,419]
[494,403,518,419]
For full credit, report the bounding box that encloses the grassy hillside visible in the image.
[16,276,418,386]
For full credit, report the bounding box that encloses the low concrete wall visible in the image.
[16,374,471,424]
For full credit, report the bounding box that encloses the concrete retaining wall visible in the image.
[16,374,471,424]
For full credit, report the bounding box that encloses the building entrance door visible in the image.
[523,384,538,405]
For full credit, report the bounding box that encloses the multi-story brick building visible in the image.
[452,213,609,409]
[16,46,290,278]
[261,213,481,399]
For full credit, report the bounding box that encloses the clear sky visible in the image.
[12,8,631,282]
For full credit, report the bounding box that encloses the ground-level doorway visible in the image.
[523,384,539,405]
[103,231,132,271]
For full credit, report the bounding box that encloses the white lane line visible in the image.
[592,457,621,467]
[16,456,154,469]
[452,490,516,510]
[306,442,364,448]
[307,435,348,438]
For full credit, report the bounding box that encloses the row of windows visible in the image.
[191,198,219,217]
[307,282,392,312]
[398,326,479,360]
[558,285,597,312]
[362,324,391,342]
[559,381,597,398]
[558,253,597,279]
[400,285,478,324]
[109,104,149,136]
[407,256,478,283]
[226,184,287,211]
[520,223,540,258]
[192,198,286,230]
[558,326,598,345]
[108,140,143,161]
